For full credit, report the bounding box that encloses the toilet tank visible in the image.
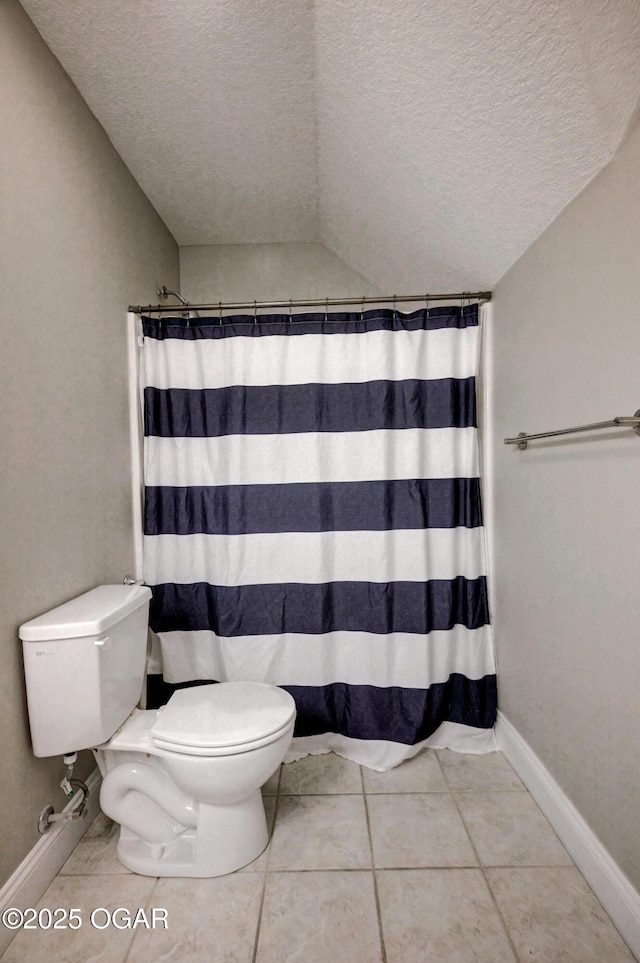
[20,584,152,757]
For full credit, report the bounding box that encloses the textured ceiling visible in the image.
[20,0,640,290]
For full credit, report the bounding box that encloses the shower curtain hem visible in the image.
[285,723,498,772]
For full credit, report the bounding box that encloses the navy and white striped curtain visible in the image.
[141,304,497,769]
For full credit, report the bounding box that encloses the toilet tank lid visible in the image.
[19,584,152,642]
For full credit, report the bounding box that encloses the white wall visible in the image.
[0,0,179,886]
[491,118,640,888]
[180,242,382,304]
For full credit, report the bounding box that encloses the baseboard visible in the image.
[0,768,102,957]
[495,711,640,960]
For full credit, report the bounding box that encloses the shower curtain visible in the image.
[141,304,497,769]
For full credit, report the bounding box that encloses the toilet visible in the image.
[19,584,296,877]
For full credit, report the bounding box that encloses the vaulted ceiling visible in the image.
[20,0,640,290]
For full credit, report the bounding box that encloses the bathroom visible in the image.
[1,0,639,959]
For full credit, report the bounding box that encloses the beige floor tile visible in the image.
[129,873,264,962]
[456,790,574,866]
[487,867,636,962]
[84,810,116,838]
[368,793,477,868]
[2,874,156,963]
[280,752,362,794]
[256,871,382,963]
[59,812,131,875]
[437,749,524,791]
[362,748,448,793]
[377,869,516,962]
[268,794,371,870]
[8,751,634,963]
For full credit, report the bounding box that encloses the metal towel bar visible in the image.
[504,409,640,450]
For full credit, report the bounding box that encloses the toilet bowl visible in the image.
[19,585,296,878]
[96,682,296,876]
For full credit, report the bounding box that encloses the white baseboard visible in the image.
[0,768,102,958]
[496,711,640,960]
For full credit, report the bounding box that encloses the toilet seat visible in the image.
[151,718,294,756]
[150,682,296,757]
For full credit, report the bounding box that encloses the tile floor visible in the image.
[2,749,636,962]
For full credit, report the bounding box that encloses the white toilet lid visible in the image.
[150,682,296,751]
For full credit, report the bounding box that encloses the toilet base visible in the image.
[115,789,269,877]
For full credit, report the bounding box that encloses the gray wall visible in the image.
[180,242,382,304]
[490,118,640,888]
[0,0,179,885]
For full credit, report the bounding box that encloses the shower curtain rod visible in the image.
[129,291,492,314]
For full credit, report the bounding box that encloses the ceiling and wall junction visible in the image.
[18,0,640,290]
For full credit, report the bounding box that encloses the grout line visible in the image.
[280,789,362,797]
[52,859,585,875]
[57,871,136,877]
[252,769,282,962]
[357,788,526,796]
[360,765,388,963]
[444,787,528,793]
[123,876,160,963]
[251,868,268,963]
[431,748,450,789]
[263,866,384,874]
[449,787,521,962]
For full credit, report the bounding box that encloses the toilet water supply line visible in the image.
[38,753,89,833]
